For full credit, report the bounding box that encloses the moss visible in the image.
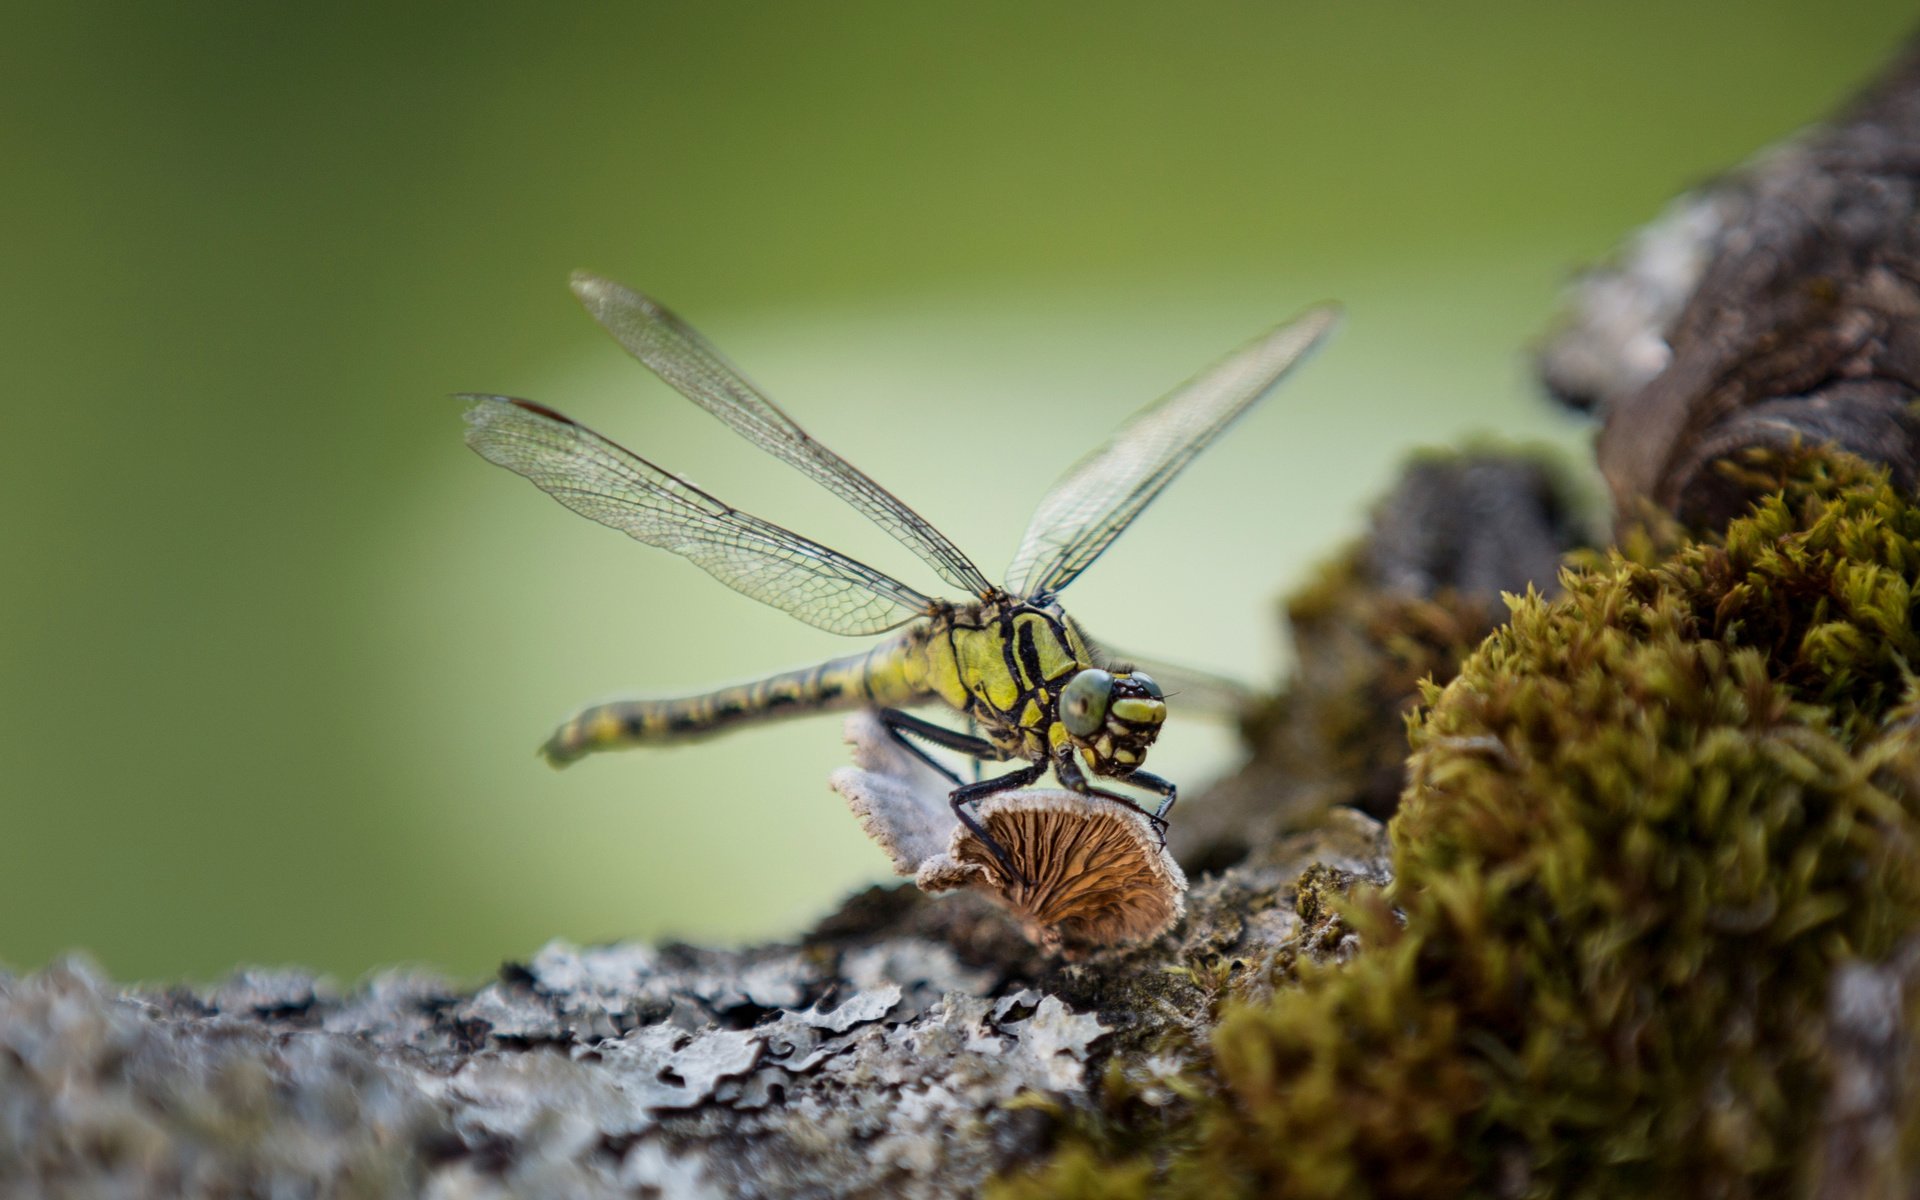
[997,451,1920,1198]
[1269,551,1499,783]
[1180,445,1586,870]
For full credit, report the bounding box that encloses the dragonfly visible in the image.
[463,272,1339,878]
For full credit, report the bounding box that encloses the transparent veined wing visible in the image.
[570,272,996,598]
[1005,304,1341,599]
[1075,625,1266,718]
[1117,656,1264,718]
[463,396,934,636]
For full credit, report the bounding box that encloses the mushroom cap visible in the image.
[831,712,1187,956]
[919,790,1186,957]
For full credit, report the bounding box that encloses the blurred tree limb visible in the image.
[1542,32,1920,528]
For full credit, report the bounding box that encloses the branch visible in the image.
[1543,33,1920,527]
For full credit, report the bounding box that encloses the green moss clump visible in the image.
[998,452,1920,1198]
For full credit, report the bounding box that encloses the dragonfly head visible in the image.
[1059,668,1167,777]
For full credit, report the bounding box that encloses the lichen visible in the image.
[997,451,1920,1198]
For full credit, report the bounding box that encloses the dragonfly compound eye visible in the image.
[1061,669,1114,738]
[1129,671,1163,700]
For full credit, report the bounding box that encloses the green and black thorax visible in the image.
[918,594,1166,773]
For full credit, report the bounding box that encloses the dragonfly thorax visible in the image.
[926,597,1167,778]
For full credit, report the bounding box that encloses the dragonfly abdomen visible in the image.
[540,630,936,766]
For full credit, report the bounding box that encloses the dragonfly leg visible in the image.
[879,724,962,786]
[1127,770,1178,822]
[875,710,1035,882]
[1053,751,1171,845]
[876,708,1006,786]
[949,761,1047,884]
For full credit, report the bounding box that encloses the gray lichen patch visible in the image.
[0,801,1393,1200]
[2,958,456,1198]
[0,930,1116,1199]
[658,989,1110,1198]
[447,937,850,1050]
[1811,938,1920,1197]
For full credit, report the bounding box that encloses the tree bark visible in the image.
[1541,34,1920,529]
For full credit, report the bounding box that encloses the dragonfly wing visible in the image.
[1004,304,1341,599]
[1115,657,1263,718]
[571,272,996,597]
[463,395,932,636]
[1076,626,1266,718]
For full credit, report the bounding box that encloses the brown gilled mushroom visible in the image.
[918,791,1186,957]
[831,712,1187,956]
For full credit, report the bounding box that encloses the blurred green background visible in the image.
[4,2,1912,982]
